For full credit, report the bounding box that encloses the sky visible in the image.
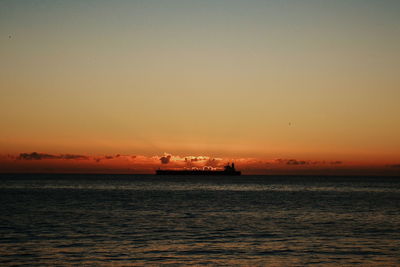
[1,0,400,174]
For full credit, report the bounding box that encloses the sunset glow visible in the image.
[1,1,399,175]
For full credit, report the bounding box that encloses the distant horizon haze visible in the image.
[0,151,399,176]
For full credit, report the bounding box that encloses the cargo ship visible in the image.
[156,163,241,176]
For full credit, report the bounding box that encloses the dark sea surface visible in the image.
[1,174,400,266]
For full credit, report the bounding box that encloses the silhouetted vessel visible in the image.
[156,163,241,176]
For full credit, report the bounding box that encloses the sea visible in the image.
[1,174,399,266]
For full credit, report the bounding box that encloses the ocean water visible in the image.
[1,174,399,266]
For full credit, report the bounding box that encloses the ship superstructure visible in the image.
[156,163,241,175]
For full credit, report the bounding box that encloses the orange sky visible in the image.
[0,152,399,175]
[1,1,400,175]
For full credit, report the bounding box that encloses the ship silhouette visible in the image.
[156,163,241,175]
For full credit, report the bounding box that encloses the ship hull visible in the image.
[156,170,241,176]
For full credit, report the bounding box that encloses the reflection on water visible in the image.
[1,174,400,266]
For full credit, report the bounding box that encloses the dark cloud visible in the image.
[275,159,343,166]
[93,155,125,163]
[18,152,56,160]
[388,164,400,168]
[276,159,309,165]
[275,159,286,164]
[185,157,206,162]
[311,161,323,165]
[160,154,171,164]
[18,152,88,160]
[61,154,88,160]
[287,159,308,165]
